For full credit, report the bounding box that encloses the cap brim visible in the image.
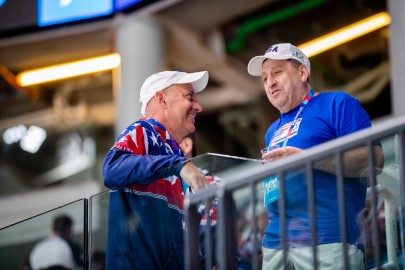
[176,71,208,93]
[247,56,268,76]
[247,55,293,76]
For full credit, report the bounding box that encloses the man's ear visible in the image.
[154,91,167,109]
[299,65,309,82]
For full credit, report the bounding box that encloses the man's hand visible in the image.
[262,146,304,161]
[180,162,210,191]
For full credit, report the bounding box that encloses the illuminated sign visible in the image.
[38,0,114,27]
[0,0,171,37]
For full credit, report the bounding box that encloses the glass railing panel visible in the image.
[184,153,283,269]
[194,160,311,270]
[194,191,218,270]
[193,182,265,270]
[366,135,403,269]
[190,153,265,269]
[88,191,109,270]
[0,199,87,270]
[233,182,267,270]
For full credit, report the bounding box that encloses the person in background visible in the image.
[29,214,81,270]
[179,132,197,158]
[102,70,210,270]
[90,250,106,270]
[247,43,384,269]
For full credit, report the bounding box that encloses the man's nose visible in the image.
[194,100,203,113]
[267,76,276,87]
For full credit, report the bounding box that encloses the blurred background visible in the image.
[0,0,396,228]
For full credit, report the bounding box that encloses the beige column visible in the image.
[113,16,165,136]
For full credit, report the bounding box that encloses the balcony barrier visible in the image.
[1,115,405,269]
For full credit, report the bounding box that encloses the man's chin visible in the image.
[187,125,196,134]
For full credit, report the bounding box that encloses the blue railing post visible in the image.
[217,186,237,270]
[185,197,201,270]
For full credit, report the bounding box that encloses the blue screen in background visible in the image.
[115,0,143,11]
[38,0,113,27]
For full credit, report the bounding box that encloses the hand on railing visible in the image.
[180,162,210,191]
[261,146,303,162]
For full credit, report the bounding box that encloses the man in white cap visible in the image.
[103,70,210,270]
[247,43,384,269]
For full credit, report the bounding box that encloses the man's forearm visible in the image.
[314,145,384,178]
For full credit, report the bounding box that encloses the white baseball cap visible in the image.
[139,70,209,116]
[247,43,311,76]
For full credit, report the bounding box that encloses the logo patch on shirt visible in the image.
[271,118,302,145]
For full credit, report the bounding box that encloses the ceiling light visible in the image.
[16,53,121,87]
[20,125,47,154]
[299,12,391,58]
[2,125,28,144]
